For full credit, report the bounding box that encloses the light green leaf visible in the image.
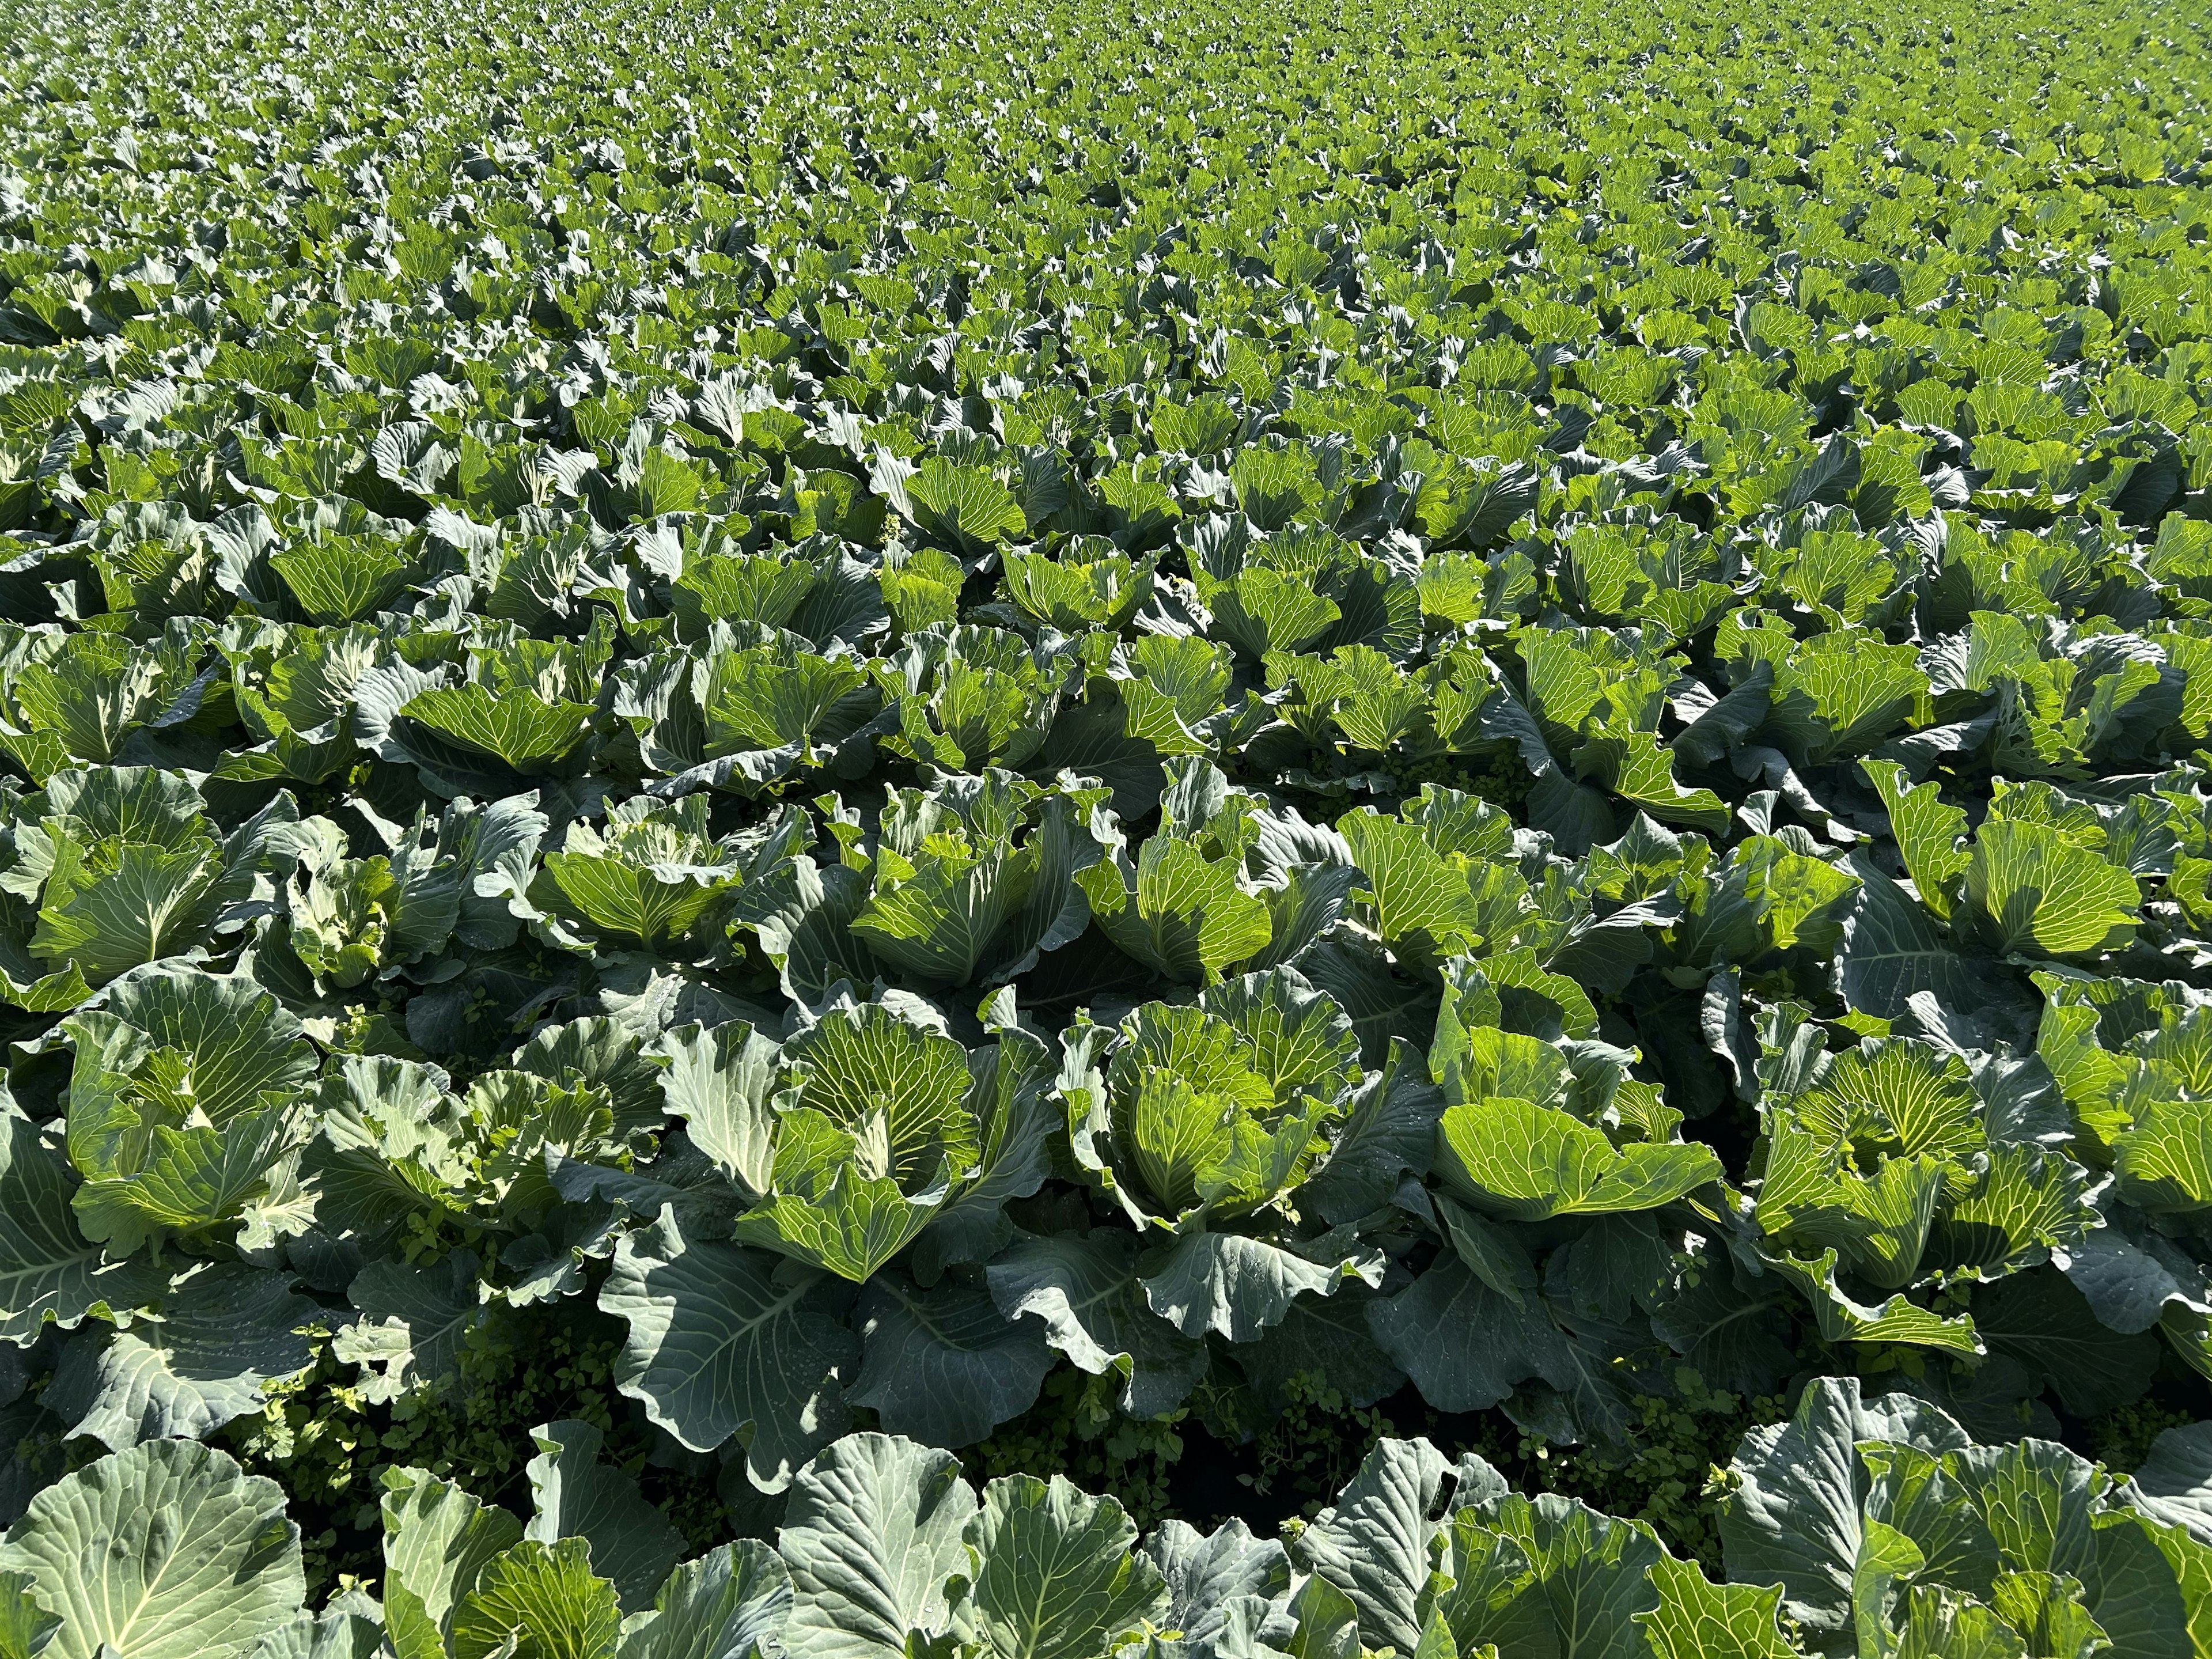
[1893,1583,2029,1659]
[0,1571,58,1659]
[1788,1038,1985,1168]
[684,639,869,777]
[1760,630,1929,767]
[851,775,1100,987]
[904,459,1028,554]
[1577,728,1729,836]
[1203,569,1341,659]
[1282,1574,1361,1659]
[729,1167,945,1282]
[524,1419,683,1615]
[1987,1570,2110,1659]
[1758,1142,1944,1292]
[302,1055,473,1238]
[1077,839,1271,986]
[1002,546,1156,632]
[0,1440,304,1659]
[1420,1508,1548,1659]
[615,1542,790,1659]
[781,1006,978,1192]
[1940,1145,2097,1274]
[267,537,410,624]
[0,949,92,1016]
[1863,762,1971,922]
[29,840,221,984]
[1636,1552,1800,1659]
[1766,1248,1984,1354]
[402,683,594,771]
[71,1102,309,1255]
[1953,1439,2187,1657]
[1081,1000,1328,1224]
[450,1538,621,1659]
[1736,835,1862,955]
[537,849,725,950]
[1196,968,1361,1107]
[380,1467,524,1641]
[652,1022,780,1201]
[60,969,315,1181]
[1434,1096,1720,1221]
[2114,1096,2212,1214]
[778,1434,975,1659]
[1335,812,1483,970]
[1851,1517,1929,1659]
[963,1473,1168,1659]
[1959,820,2139,958]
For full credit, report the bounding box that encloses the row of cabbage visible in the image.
[6,0,2212,1589]
[16,1381,2212,1659]
[1,738,2209,1502]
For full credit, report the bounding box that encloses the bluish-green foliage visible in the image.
[2,0,2212,1643]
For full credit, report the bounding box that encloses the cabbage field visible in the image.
[3,0,2212,1648]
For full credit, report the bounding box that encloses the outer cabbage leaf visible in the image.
[0,1114,164,1347]
[1718,1377,1972,1646]
[962,1473,1168,1659]
[615,1543,789,1659]
[44,1265,315,1450]
[598,1207,855,1491]
[984,1231,1207,1418]
[0,1439,303,1659]
[777,1434,975,1659]
[848,1275,1053,1446]
[522,1419,683,1614]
